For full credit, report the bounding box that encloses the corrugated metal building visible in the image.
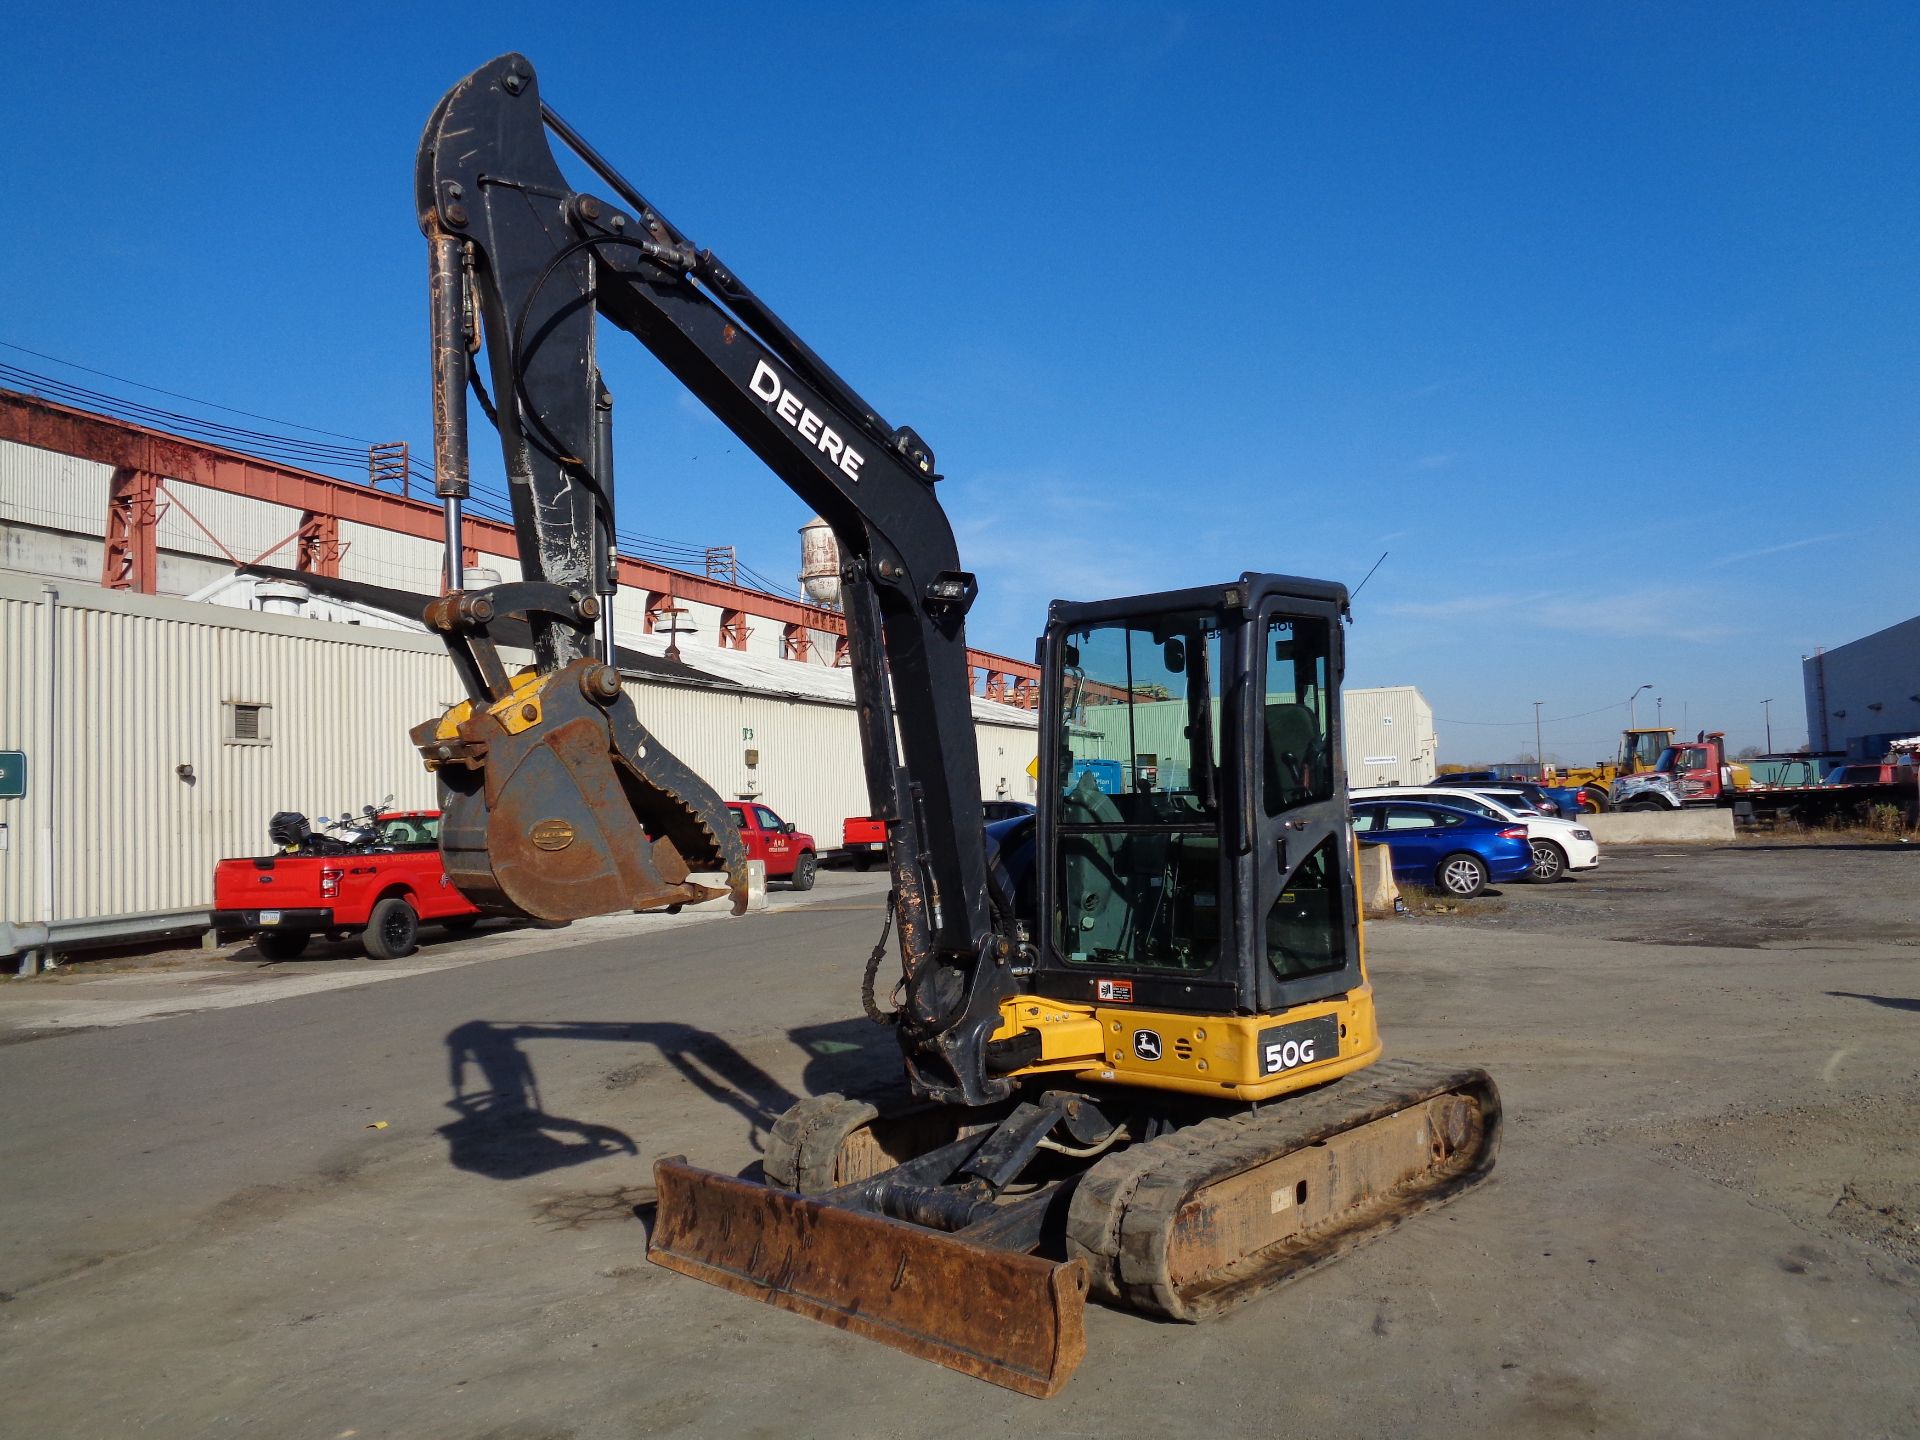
[1342,686,1437,788]
[0,574,1036,964]
[1,434,840,667]
[1803,616,1920,761]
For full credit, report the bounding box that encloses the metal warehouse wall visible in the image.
[0,575,449,936]
[1,438,111,532]
[0,575,1037,951]
[1803,615,1920,760]
[1342,686,1436,788]
[614,682,1037,843]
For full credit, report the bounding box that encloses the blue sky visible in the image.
[5,3,1915,760]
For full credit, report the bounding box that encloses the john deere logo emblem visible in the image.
[530,819,575,851]
[1132,1029,1163,1062]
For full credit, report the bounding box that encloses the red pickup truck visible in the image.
[841,816,888,870]
[727,801,818,890]
[213,811,479,960]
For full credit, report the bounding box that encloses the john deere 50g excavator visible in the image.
[410,55,1500,1397]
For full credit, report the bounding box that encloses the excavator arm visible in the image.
[414,54,1016,1106]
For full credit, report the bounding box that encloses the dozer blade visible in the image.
[427,662,750,922]
[648,1158,1088,1399]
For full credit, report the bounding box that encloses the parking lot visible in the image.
[1,843,1916,1438]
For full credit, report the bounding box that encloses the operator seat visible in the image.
[1059,769,1133,959]
[1263,702,1321,809]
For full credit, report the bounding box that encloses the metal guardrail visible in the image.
[3,909,215,975]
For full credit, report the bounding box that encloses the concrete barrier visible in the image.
[1359,843,1401,915]
[1583,809,1736,844]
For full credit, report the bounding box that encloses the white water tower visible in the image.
[798,517,841,609]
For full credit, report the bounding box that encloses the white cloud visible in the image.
[947,470,1170,652]
[1704,532,1848,569]
[1382,584,1741,641]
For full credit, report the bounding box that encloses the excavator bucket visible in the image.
[648,1158,1089,1398]
[418,661,750,922]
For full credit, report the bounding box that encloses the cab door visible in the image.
[730,806,765,866]
[754,805,793,875]
[1246,599,1361,1015]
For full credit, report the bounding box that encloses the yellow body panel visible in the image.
[992,838,1381,1101]
[428,667,547,746]
[992,985,1381,1102]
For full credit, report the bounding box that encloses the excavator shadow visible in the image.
[439,1016,903,1182]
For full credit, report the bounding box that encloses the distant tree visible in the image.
[1732,744,1763,759]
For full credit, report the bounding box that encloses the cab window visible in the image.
[379,815,439,845]
[1263,617,1334,814]
[754,806,786,832]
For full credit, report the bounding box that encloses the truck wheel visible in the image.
[254,929,310,960]
[852,853,871,872]
[1623,798,1667,813]
[363,897,420,960]
[1436,854,1488,899]
[1528,840,1566,883]
[789,851,818,892]
[1580,788,1609,813]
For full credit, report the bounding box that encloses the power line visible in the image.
[0,339,380,445]
[2,346,804,591]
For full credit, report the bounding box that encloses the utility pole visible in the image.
[1762,698,1773,754]
[1533,700,1544,776]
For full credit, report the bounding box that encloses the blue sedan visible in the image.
[1352,800,1534,899]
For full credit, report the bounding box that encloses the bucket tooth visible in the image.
[648,1158,1088,1398]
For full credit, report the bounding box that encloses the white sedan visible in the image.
[1350,786,1600,882]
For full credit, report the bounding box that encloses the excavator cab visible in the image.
[1037,575,1359,1029]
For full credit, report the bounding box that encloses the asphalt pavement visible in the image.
[1,849,1916,1438]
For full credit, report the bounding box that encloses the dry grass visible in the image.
[1735,804,1917,846]
[1390,884,1510,918]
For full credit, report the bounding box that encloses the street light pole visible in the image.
[656,597,688,664]
[1628,683,1653,730]
[1533,700,1544,775]
[1762,698,1773,754]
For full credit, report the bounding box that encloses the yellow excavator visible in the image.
[409,55,1501,1397]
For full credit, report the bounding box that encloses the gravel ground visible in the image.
[1410,839,1920,948]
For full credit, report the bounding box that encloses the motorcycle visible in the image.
[267,794,398,855]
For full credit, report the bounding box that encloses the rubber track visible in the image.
[1066,1059,1501,1321]
[763,1094,880,1194]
